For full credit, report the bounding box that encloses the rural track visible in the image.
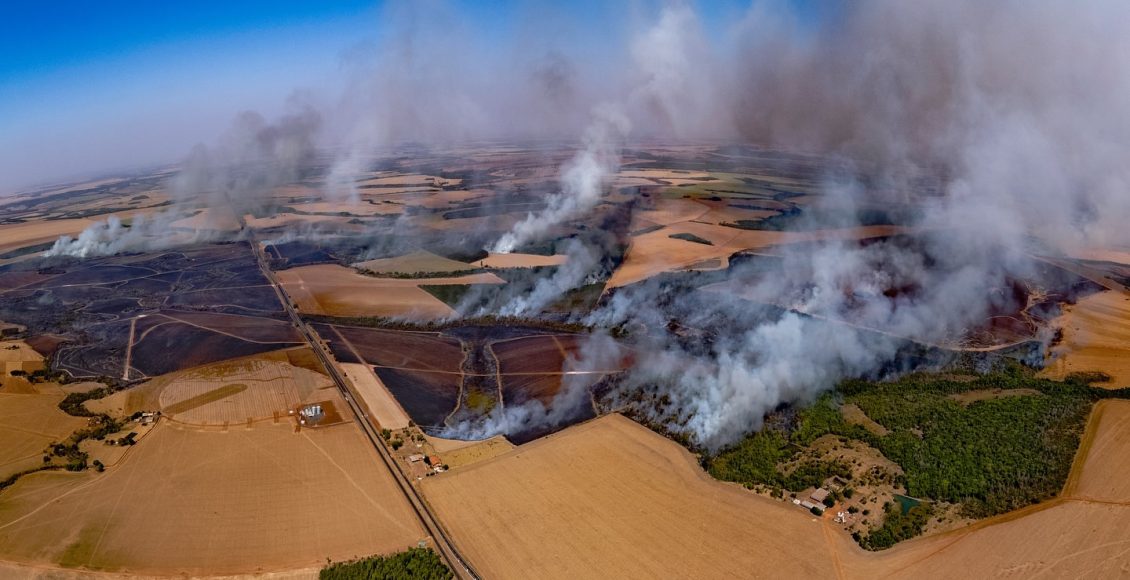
[246,235,481,580]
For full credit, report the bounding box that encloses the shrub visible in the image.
[320,547,452,580]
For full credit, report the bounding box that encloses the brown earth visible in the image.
[493,335,624,404]
[340,362,411,430]
[353,250,473,275]
[438,436,515,470]
[0,383,88,480]
[422,414,842,579]
[277,264,504,320]
[1066,399,1130,502]
[0,219,94,255]
[477,253,568,269]
[0,409,424,575]
[424,406,1130,580]
[1042,290,1130,388]
[287,201,403,216]
[0,340,47,375]
[609,223,903,288]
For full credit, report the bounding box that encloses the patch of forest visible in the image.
[703,366,1128,551]
[320,548,452,580]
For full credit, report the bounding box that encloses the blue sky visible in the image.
[0,0,825,191]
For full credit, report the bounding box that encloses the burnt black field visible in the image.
[374,367,462,429]
[317,320,614,440]
[0,241,296,378]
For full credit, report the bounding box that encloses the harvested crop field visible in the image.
[0,417,424,576]
[89,355,333,428]
[424,407,1130,579]
[353,250,473,274]
[609,224,903,288]
[287,201,403,216]
[1064,400,1130,502]
[1043,290,1130,387]
[158,359,332,426]
[477,252,567,269]
[276,264,504,319]
[0,219,93,255]
[341,362,410,430]
[0,383,88,479]
[422,414,841,579]
[0,340,46,375]
[436,436,514,470]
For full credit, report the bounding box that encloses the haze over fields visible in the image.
[2,1,1130,578]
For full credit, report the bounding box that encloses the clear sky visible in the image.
[0,0,825,192]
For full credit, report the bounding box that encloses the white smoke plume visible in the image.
[34,1,1130,452]
[490,107,630,254]
[45,216,149,258]
[43,212,237,258]
[44,98,322,258]
[440,333,622,440]
[493,239,602,317]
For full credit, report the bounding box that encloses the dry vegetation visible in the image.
[423,404,1130,579]
[1042,290,1130,387]
[436,436,515,470]
[477,253,567,269]
[0,219,94,255]
[0,351,425,576]
[610,218,901,288]
[277,264,504,319]
[1066,399,1130,502]
[0,384,88,480]
[353,250,473,275]
[423,414,842,579]
[0,418,423,576]
[341,362,410,430]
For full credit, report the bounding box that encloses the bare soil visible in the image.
[0,403,423,575]
[277,264,504,320]
[1043,290,1130,387]
[341,362,411,430]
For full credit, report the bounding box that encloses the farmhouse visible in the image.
[810,488,830,503]
[800,500,824,514]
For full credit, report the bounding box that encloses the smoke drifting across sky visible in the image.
[449,0,1130,447]
[29,1,1130,448]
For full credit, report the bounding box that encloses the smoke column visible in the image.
[491,107,630,254]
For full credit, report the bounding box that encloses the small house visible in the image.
[800,500,824,513]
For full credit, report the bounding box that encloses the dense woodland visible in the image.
[319,548,452,580]
[706,365,1126,550]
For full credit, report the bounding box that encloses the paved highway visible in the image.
[248,239,480,580]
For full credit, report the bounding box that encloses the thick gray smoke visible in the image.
[582,0,1130,449]
[171,100,322,214]
[38,1,1130,450]
[45,99,322,258]
[732,0,1130,249]
[440,332,623,440]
